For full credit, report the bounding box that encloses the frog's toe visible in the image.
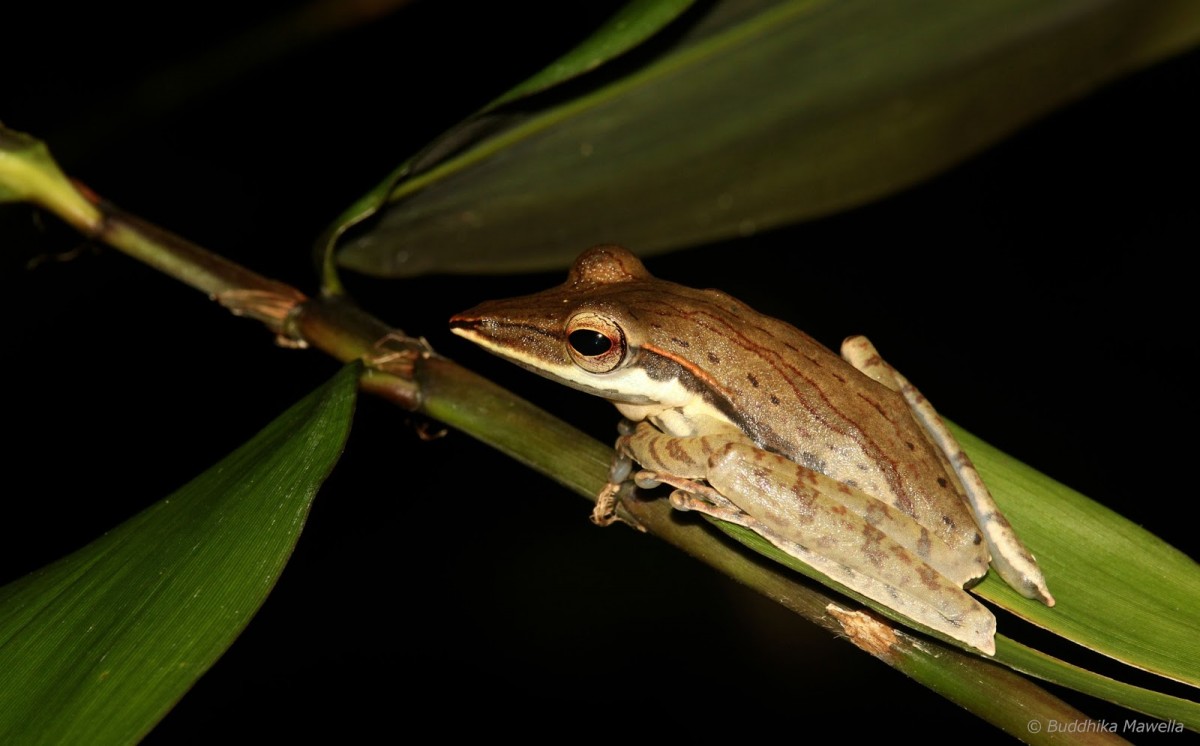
[668,489,698,512]
[634,470,662,489]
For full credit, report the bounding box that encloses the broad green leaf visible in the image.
[316,0,695,292]
[333,0,1200,277]
[0,364,359,744]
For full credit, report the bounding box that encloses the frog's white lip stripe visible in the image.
[453,325,740,438]
[452,325,661,405]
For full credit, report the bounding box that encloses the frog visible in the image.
[449,245,1053,654]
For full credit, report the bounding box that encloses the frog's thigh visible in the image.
[699,443,996,654]
[618,420,751,481]
[704,443,984,594]
[841,335,1055,607]
[623,427,997,653]
[622,421,983,585]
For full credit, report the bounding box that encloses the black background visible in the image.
[3,1,1196,741]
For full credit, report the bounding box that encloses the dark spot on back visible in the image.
[770,394,780,405]
[747,373,759,388]
[905,440,915,451]
[937,477,949,488]
[707,352,720,364]
[916,565,943,591]
[973,533,983,545]
[671,337,690,348]
[917,528,932,559]
[799,452,826,473]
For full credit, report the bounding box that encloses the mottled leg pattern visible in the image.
[841,335,1055,606]
[613,421,997,653]
[593,419,749,526]
[627,471,744,515]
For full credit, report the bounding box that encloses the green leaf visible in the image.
[315,0,695,292]
[961,425,1200,689]
[0,363,359,744]
[332,0,1200,277]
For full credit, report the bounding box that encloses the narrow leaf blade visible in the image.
[0,364,359,744]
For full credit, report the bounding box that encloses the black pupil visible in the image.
[569,329,612,357]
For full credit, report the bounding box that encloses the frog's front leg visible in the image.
[618,421,998,654]
[591,420,666,528]
[590,418,728,526]
[841,336,1055,607]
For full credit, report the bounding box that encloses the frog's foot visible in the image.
[841,335,1054,607]
[631,472,742,514]
[631,470,664,490]
[590,442,647,531]
[590,482,623,526]
[669,489,746,520]
[590,483,649,532]
[364,331,433,378]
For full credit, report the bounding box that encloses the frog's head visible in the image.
[450,245,700,408]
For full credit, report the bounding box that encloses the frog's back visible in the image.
[631,281,983,554]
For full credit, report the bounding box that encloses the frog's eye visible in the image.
[566,313,626,373]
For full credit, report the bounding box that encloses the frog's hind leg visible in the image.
[841,335,1055,606]
[620,424,998,654]
[655,469,997,656]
